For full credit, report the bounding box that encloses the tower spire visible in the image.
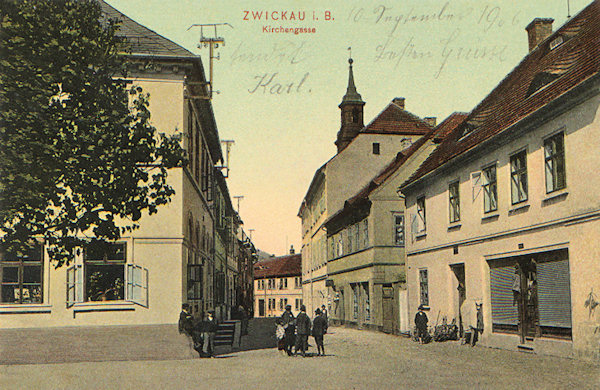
[336,52,365,153]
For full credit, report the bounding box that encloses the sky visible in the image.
[106,0,588,256]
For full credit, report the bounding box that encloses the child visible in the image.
[275,318,286,353]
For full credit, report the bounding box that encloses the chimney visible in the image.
[526,18,554,52]
[289,245,295,255]
[392,97,405,109]
[424,117,437,127]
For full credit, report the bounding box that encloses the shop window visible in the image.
[0,245,43,304]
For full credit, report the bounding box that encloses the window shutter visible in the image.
[66,265,83,307]
[127,264,149,307]
[490,264,519,326]
[537,259,572,328]
[471,171,482,201]
[410,214,418,242]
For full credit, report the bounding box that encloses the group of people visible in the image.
[276,304,328,357]
[178,303,219,358]
[414,301,484,346]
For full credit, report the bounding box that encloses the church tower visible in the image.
[335,57,365,153]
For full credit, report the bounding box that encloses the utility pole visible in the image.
[187,23,233,99]
[233,195,244,214]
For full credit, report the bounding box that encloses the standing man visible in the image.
[203,311,218,357]
[295,304,311,357]
[321,304,328,332]
[415,305,429,344]
[312,308,327,356]
[281,304,296,356]
[178,303,195,354]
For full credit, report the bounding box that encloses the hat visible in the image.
[418,304,425,310]
[300,304,306,311]
[285,304,292,310]
[315,308,322,315]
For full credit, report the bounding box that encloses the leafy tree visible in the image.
[0,0,186,267]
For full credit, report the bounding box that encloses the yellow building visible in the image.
[299,59,433,316]
[0,1,240,327]
[253,251,303,317]
[401,4,600,360]
[324,113,467,333]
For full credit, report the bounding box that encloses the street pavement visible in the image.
[1,318,598,389]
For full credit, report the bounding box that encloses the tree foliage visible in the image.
[0,0,186,267]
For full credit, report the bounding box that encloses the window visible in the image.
[372,142,380,155]
[337,234,343,257]
[544,132,566,193]
[84,242,126,301]
[295,298,302,310]
[279,278,288,290]
[362,219,369,248]
[279,298,284,310]
[352,283,359,320]
[295,277,302,289]
[416,196,426,232]
[510,150,528,204]
[419,269,429,307]
[187,264,202,300]
[363,282,370,321]
[354,224,360,251]
[449,181,460,223]
[482,165,497,213]
[347,228,353,253]
[1,245,43,304]
[394,214,405,246]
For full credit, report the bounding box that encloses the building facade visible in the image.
[299,59,433,316]
[324,114,467,334]
[0,1,250,328]
[253,251,302,318]
[401,4,600,360]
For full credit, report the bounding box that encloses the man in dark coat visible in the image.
[321,304,328,333]
[280,304,296,356]
[202,311,218,357]
[295,304,311,357]
[178,303,196,353]
[415,305,429,344]
[312,308,327,356]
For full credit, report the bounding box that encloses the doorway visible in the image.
[451,264,466,336]
[258,299,265,317]
[382,285,395,333]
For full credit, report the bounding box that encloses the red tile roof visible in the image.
[403,1,600,189]
[361,102,433,135]
[325,112,467,226]
[254,253,301,279]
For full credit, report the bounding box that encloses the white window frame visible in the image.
[482,164,498,213]
[393,213,405,246]
[416,196,426,233]
[510,149,528,205]
[544,131,566,194]
[449,180,460,223]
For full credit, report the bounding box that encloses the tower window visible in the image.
[372,143,380,155]
[352,108,359,123]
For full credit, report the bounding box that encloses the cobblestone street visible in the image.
[1,319,598,389]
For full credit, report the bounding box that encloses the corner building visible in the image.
[401,3,600,361]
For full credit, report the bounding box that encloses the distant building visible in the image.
[401,3,600,360]
[253,249,302,317]
[324,113,467,333]
[298,58,434,316]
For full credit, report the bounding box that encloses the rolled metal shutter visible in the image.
[490,265,519,325]
[537,259,572,328]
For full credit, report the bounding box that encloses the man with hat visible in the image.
[414,305,429,344]
[295,304,311,357]
[280,304,296,356]
[312,308,327,356]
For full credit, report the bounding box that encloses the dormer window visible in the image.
[549,35,564,50]
[527,72,560,97]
